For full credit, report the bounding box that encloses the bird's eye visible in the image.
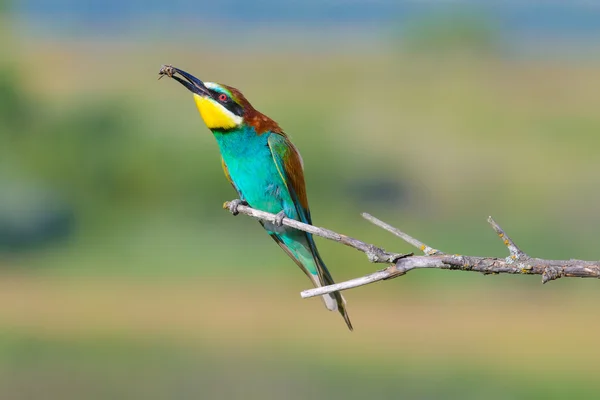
[218,93,228,102]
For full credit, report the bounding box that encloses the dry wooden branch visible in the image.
[222,200,600,298]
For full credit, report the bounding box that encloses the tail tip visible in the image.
[340,307,353,331]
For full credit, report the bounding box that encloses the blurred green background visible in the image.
[2,1,600,399]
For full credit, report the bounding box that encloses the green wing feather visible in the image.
[266,133,312,224]
[266,133,339,289]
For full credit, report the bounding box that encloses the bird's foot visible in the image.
[227,199,248,216]
[274,211,287,227]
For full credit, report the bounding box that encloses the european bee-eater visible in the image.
[159,65,352,330]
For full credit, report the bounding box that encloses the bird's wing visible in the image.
[267,133,329,279]
[267,132,344,312]
[266,133,312,225]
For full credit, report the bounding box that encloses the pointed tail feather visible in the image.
[315,269,353,331]
[307,273,352,330]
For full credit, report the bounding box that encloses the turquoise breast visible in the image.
[213,127,297,219]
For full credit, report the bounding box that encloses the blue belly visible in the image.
[213,128,298,220]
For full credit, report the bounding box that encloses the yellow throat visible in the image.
[193,94,242,130]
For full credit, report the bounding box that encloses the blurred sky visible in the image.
[14,1,600,37]
[9,1,600,62]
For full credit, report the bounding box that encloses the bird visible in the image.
[159,65,352,330]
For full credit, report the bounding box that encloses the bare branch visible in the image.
[301,254,600,298]
[222,200,600,298]
[222,201,405,263]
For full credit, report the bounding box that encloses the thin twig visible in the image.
[222,200,600,298]
[300,266,403,296]
[362,213,442,255]
[487,216,526,261]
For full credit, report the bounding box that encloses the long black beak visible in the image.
[159,65,211,97]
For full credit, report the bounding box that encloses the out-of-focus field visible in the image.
[3,21,600,399]
[1,276,600,399]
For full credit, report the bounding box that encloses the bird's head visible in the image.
[159,65,281,134]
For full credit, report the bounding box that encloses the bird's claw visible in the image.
[228,199,248,216]
[274,211,287,227]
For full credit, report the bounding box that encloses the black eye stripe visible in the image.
[210,90,244,117]
[229,103,244,117]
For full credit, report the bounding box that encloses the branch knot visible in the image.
[542,266,564,284]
